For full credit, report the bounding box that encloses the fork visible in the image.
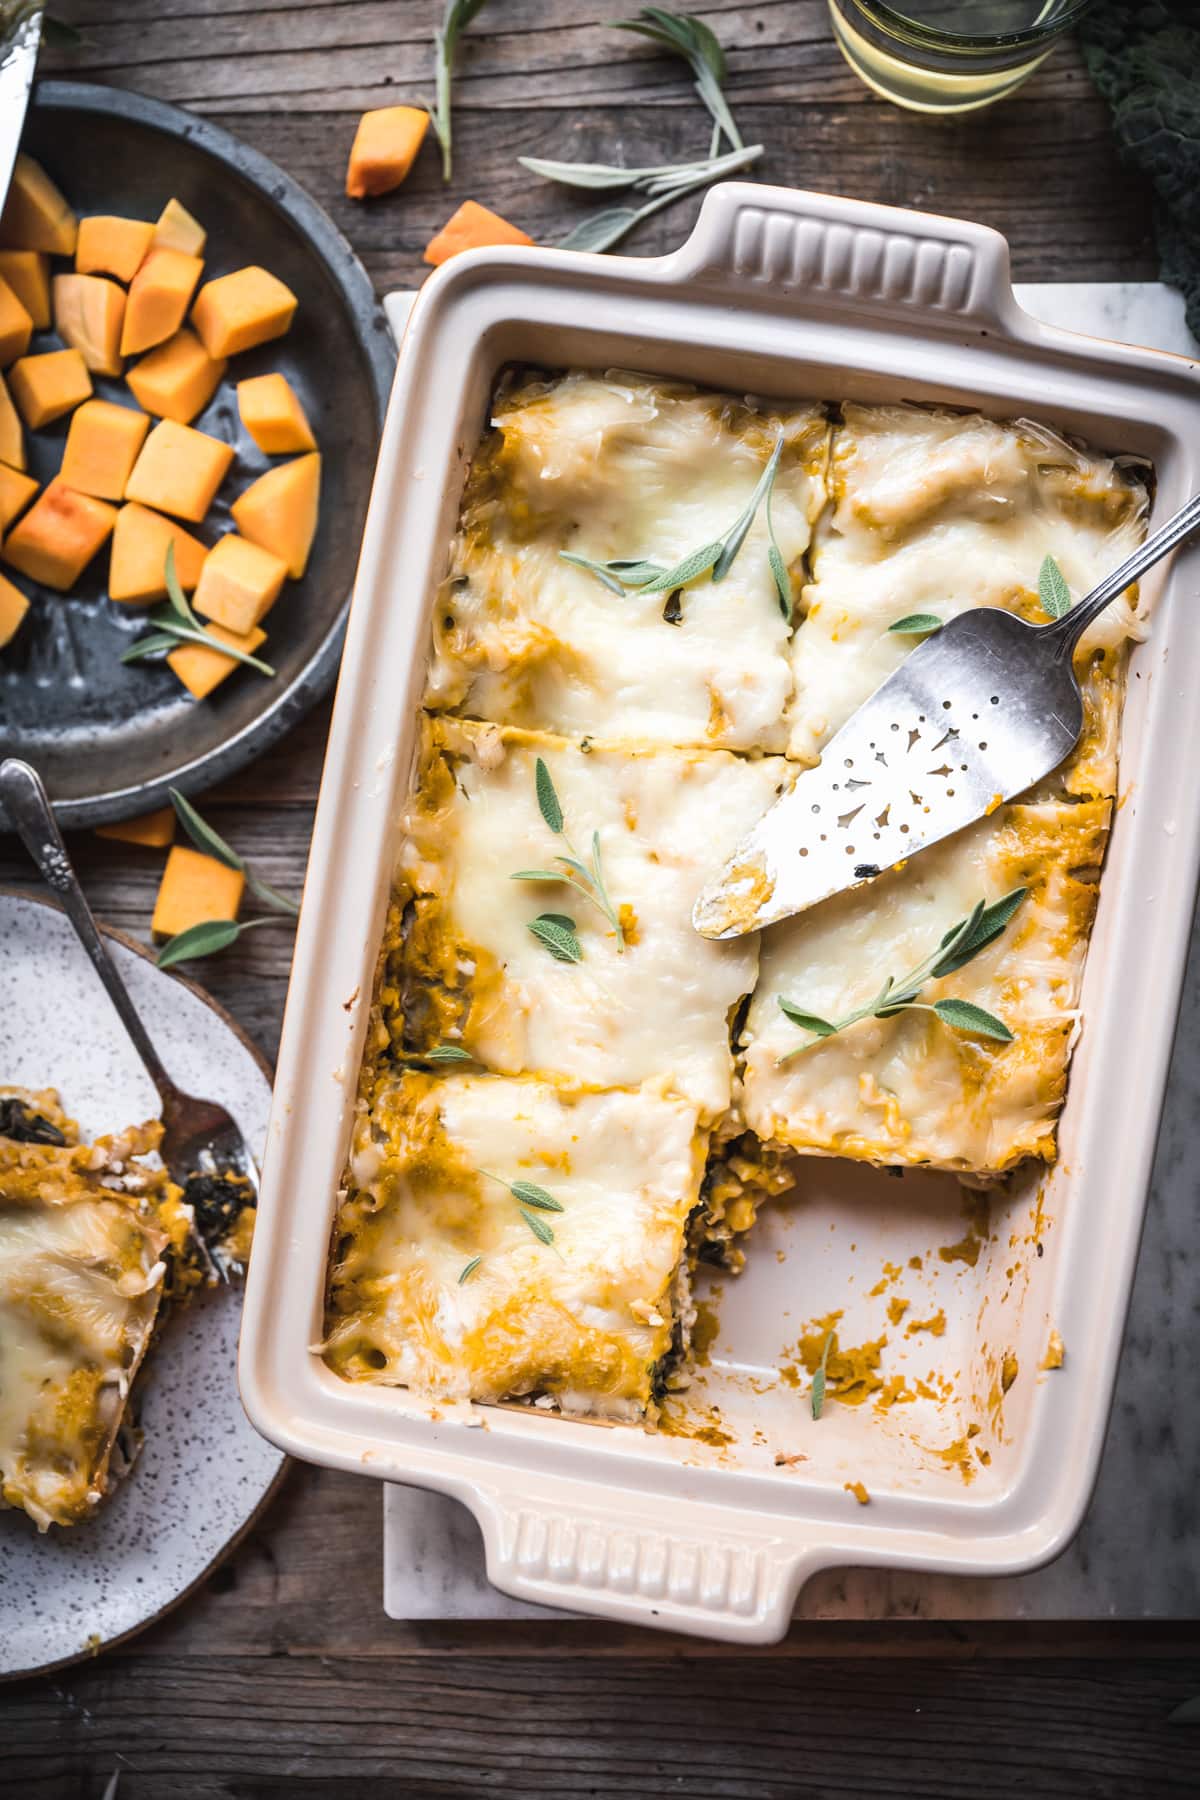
[0,758,259,1271]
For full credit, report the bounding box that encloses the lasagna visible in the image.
[326,373,1149,1421]
[0,1091,190,1530]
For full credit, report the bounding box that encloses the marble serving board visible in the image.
[380,280,1200,1623]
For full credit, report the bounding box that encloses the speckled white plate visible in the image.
[0,890,286,1679]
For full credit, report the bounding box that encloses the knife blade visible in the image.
[0,7,40,215]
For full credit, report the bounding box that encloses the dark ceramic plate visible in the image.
[0,81,395,830]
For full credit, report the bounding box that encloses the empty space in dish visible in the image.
[240,190,1200,1636]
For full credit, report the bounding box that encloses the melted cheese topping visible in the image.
[740,800,1110,1173]
[333,373,1152,1421]
[390,717,788,1120]
[0,1115,172,1530]
[324,1073,706,1419]
[425,371,828,752]
[786,404,1148,799]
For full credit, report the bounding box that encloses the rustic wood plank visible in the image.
[7,1645,1200,1795]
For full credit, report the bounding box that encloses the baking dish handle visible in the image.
[663,181,1017,330]
[472,1480,820,1643]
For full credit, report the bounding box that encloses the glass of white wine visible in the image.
[828,1,1095,114]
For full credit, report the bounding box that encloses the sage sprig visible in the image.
[477,1167,565,1248]
[121,544,276,679]
[512,759,624,955]
[614,9,743,153]
[777,887,1028,1061]
[556,151,763,254]
[561,430,788,614]
[154,789,300,969]
[546,8,758,254]
[427,0,489,182]
[1038,553,1072,620]
[811,1328,834,1421]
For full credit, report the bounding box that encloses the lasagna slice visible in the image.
[425,370,829,753]
[739,799,1110,1175]
[786,404,1149,799]
[324,1071,707,1420]
[386,715,789,1121]
[0,1102,188,1529]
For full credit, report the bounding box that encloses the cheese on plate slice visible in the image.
[0,1110,172,1529]
[786,404,1149,799]
[740,797,1110,1174]
[425,370,829,752]
[323,1071,707,1420]
[388,716,789,1120]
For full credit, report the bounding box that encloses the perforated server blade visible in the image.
[693,492,1200,939]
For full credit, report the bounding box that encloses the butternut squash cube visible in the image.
[191,267,297,359]
[126,328,226,425]
[109,502,208,605]
[96,807,176,849]
[0,373,24,471]
[236,373,315,454]
[61,400,151,502]
[423,200,533,267]
[0,277,33,367]
[192,532,286,636]
[75,215,155,284]
[0,251,50,329]
[231,452,320,580]
[151,844,244,938]
[53,274,126,378]
[121,249,205,358]
[0,571,29,647]
[153,198,207,259]
[0,155,78,256]
[346,106,429,199]
[0,463,38,532]
[125,419,235,523]
[167,621,268,700]
[2,478,117,590]
[7,349,92,429]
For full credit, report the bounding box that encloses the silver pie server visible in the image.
[694,489,1200,940]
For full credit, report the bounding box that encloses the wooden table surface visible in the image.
[5,3,1199,1794]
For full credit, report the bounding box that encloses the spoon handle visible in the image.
[0,759,177,1106]
[1046,489,1200,654]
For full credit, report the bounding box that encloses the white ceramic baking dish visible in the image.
[239,184,1200,1644]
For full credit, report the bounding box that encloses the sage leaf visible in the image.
[429,0,490,181]
[559,552,627,593]
[779,999,837,1037]
[510,869,567,882]
[519,1206,556,1246]
[1038,553,1072,620]
[510,1180,564,1213]
[932,886,1027,976]
[426,1044,475,1063]
[811,1328,834,1421]
[637,539,724,594]
[169,788,244,871]
[559,205,647,254]
[458,1254,483,1283]
[121,632,182,663]
[535,757,564,834]
[155,918,243,969]
[889,613,942,635]
[527,914,583,962]
[932,997,1015,1041]
[614,8,743,152]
